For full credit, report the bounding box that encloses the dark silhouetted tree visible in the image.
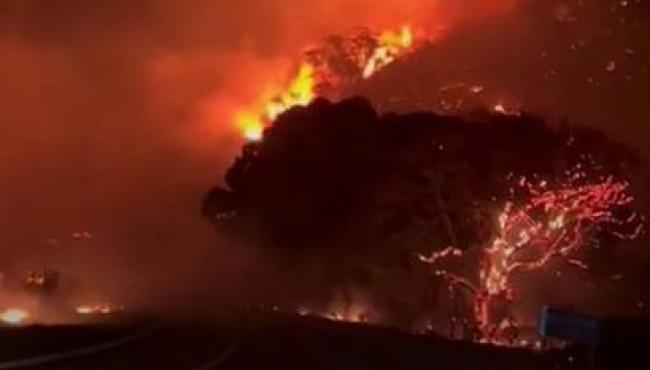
[203,97,638,326]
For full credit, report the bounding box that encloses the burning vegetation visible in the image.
[234,25,418,141]
[0,308,29,325]
[205,97,645,344]
[0,266,126,325]
[421,173,642,344]
[203,2,650,345]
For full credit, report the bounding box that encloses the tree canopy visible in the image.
[205,97,635,255]
[203,98,638,323]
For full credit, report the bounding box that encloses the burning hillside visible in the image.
[234,25,420,141]
[355,0,650,148]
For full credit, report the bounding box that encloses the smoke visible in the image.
[0,1,518,312]
[359,0,650,154]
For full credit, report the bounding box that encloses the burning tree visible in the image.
[204,98,643,333]
[234,25,417,141]
[305,25,415,93]
[421,173,643,343]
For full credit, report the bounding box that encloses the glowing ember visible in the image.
[0,309,29,325]
[493,104,507,114]
[297,307,311,316]
[71,230,92,240]
[492,103,520,116]
[75,303,123,315]
[422,172,642,344]
[75,306,94,315]
[418,246,463,264]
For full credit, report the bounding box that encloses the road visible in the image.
[7,325,233,370]
[0,316,582,370]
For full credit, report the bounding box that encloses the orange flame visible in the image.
[0,308,28,325]
[362,25,413,79]
[265,62,315,121]
[235,25,417,141]
[234,62,314,142]
[75,303,124,315]
[235,111,264,142]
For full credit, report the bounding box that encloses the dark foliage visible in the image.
[204,98,636,264]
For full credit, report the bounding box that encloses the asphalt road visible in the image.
[0,316,583,370]
[23,325,233,370]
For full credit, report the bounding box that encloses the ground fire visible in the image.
[75,303,125,316]
[0,308,29,325]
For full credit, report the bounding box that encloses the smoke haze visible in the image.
[0,1,518,309]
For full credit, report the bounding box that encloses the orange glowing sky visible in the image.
[0,0,518,305]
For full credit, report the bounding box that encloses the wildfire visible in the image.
[0,308,29,325]
[235,25,418,141]
[493,104,507,114]
[323,304,372,324]
[418,246,463,264]
[75,303,124,315]
[295,296,378,325]
[235,111,264,142]
[362,25,413,79]
[421,172,642,344]
[234,62,315,142]
[264,62,315,122]
[492,103,521,116]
